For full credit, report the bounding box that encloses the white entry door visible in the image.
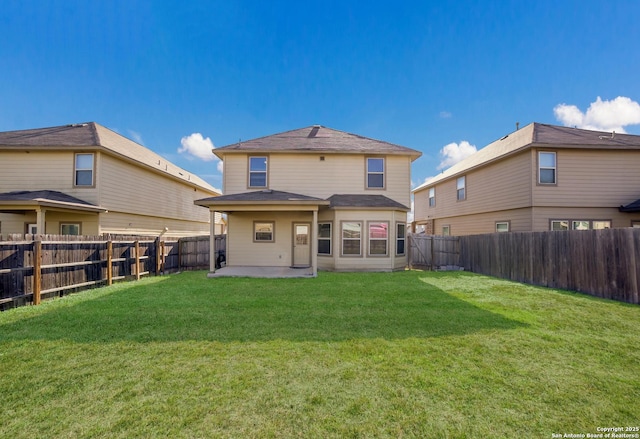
[293,223,311,267]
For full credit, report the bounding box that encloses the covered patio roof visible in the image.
[619,198,640,213]
[0,190,106,213]
[195,189,329,212]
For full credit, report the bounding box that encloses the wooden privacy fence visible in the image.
[408,234,461,270]
[0,234,225,310]
[458,228,640,305]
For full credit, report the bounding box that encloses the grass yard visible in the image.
[1,270,639,438]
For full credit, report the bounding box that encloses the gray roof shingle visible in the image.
[619,198,640,212]
[214,125,422,160]
[196,190,327,205]
[0,190,105,211]
[327,194,410,211]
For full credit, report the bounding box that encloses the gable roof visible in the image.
[414,122,640,192]
[0,123,220,195]
[0,190,106,212]
[214,125,422,161]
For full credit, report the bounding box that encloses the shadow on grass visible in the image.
[0,271,526,343]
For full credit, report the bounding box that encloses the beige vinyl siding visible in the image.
[531,207,639,231]
[0,151,100,204]
[226,211,314,267]
[415,151,531,223]
[99,154,213,224]
[223,153,412,207]
[98,211,209,237]
[532,149,640,207]
[432,208,533,236]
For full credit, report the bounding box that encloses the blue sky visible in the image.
[2,0,640,192]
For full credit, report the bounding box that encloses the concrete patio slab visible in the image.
[207,266,315,278]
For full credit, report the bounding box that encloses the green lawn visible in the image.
[1,271,638,438]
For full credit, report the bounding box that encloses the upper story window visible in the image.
[428,187,435,207]
[75,153,94,186]
[538,152,556,184]
[366,157,385,189]
[249,156,268,188]
[456,176,466,201]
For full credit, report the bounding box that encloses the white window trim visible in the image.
[74,153,95,187]
[538,151,557,185]
[396,222,406,256]
[428,187,435,207]
[248,156,268,188]
[254,221,275,242]
[456,176,466,201]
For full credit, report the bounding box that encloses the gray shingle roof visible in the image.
[0,123,220,194]
[214,125,422,160]
[619,198,640,212]
[327,194,410,211]
[196,190,328,206]
[0,190,106,212]
[414,122,640,192]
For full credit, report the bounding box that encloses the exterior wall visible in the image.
[99,154,213,224]
[226,211,314,267]
[531,207,640,231]
[319,209,408,272]
[223,153,412,207]
[0,212,99,235]
[415,147,640,236]
[0,150,100,204]
[531,148,640,208]
[98,211,210,237]
[431,208,533,236]
[414,151,531,227]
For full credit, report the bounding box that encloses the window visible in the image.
[368,222,388,256]
[254,221,274,242]
[538,152,556,184]
[442,225,450,236]
[61,223,80,235]
[456,176,466,201]
[572,220,589,230]
[366,157,385,189]
[75,153,94,186]
[593,221,611,230]
[428,187,435,207]
[249,156,268,188]
[396,223,406,255]
[551,220,568,231]
[341,222,362,256]
[318,222,332,255]
[632,221,640,228]
[496,222,510,233]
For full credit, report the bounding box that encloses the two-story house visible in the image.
[0,122,222,237]
[195,125,421,276]
[413,122,640,236]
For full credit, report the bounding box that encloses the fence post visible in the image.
[155,238,161,275]
[134,241,140,280]
[33,240,42,305]
[107,241,113,286]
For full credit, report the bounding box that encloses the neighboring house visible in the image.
[0,122,222,237]
[413,122,640,236]
[195,125,421,275]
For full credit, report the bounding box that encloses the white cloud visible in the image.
[439,111,452,119]
[554,96,640,133]
[128,130,144,146]
[437,141,477,170]
[217,160,224,173]
[178,133,216,162]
